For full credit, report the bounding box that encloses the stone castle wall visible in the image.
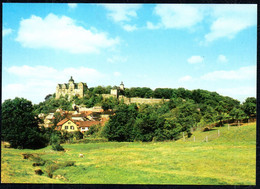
[118,95,169,105]
[55,79,168,105]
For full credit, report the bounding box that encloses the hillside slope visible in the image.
[1,123,256,184]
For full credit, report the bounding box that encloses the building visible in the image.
[102,81,125,99]
[56,118,79,132]
[56,76,88,100]
[78,121,100,133]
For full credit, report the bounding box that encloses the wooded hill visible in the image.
[32,86,256,142]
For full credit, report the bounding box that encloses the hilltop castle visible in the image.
[55,77,167,105]
[56,76,88,100]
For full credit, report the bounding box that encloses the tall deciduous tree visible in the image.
[229,107,246,124]
[242,97,256,118]
[2,98,47,149]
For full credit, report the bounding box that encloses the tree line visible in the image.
[102,96,256,142]
[1,86,256,148]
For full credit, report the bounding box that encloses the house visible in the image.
[56,118,79,132]
[78,121,100,133]
[43,113,55,128]
[71,113,87,122]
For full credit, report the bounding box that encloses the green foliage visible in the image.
[86,124,103,137]
[44,94,53,101]
[2,98,47,149]
[33,98,73,115]
[52,144,64,151]
[103,104,138,141]
[125,87,154,98]
[103,100,201,142]
[101,97,119,111]
[73,131,84,140]
[229,107,246,122]
[50,133,64,151]
[242,97,256,118]
[53,112,66,127]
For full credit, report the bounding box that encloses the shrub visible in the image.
[86,124,103,138]
[45,161,75,178]
[46,164,60,178]
[52,143,64,151]
[73,131,84,140]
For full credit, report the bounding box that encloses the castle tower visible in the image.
[69,76,74,85]
[120,81,124,91]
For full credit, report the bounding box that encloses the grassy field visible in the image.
[1,123,256,185]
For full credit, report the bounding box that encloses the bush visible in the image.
[73,131,84,140]
[50,133,64,151]
[46,164,60,178]
[52,143,64,151]
[86,124,103,138]
[45,161,75,178]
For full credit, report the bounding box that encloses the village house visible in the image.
[43,113,55,128]
[78,121,100,133]
[56,118,79,132]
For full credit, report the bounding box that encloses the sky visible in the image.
[2,3,257,104]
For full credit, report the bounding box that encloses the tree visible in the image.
[2,98,47,149]
[102,104,138,141]
[101,97,118,111]
[50,133,64,151]
[133,105,164,141]
[45,94,53,101]
[53,112,66,127]
[229,107,246,124]
[242,97,256,118]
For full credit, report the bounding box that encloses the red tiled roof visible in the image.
[57,118,76,126]
[78,121,100,128]
[57,118,69,126]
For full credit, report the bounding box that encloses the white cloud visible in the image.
[4,65,106,103]
[218,55,228,63]
[216,86,256,101]
[178,75,192,82]
[122,24,137,32]
[146,21,161,30]
[7,65,105,83]
[68,3,77,9]
[16,13,119,54]
[201,65,256,81]
[3,28,13,37]
[107,55,127,63]
[151,4,203,29]
[102,4,141,22]
[8,65,57,78]
[187,55,204,64]
[113,72,121,77]
[205,5,256,42]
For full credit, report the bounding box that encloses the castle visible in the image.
[56,77,169,104]
[56,76,88,100]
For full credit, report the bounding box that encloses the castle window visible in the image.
[65,126,68,129]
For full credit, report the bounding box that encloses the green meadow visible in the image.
[1,123,256,185]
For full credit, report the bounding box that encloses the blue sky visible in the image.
[2,3,257,104]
